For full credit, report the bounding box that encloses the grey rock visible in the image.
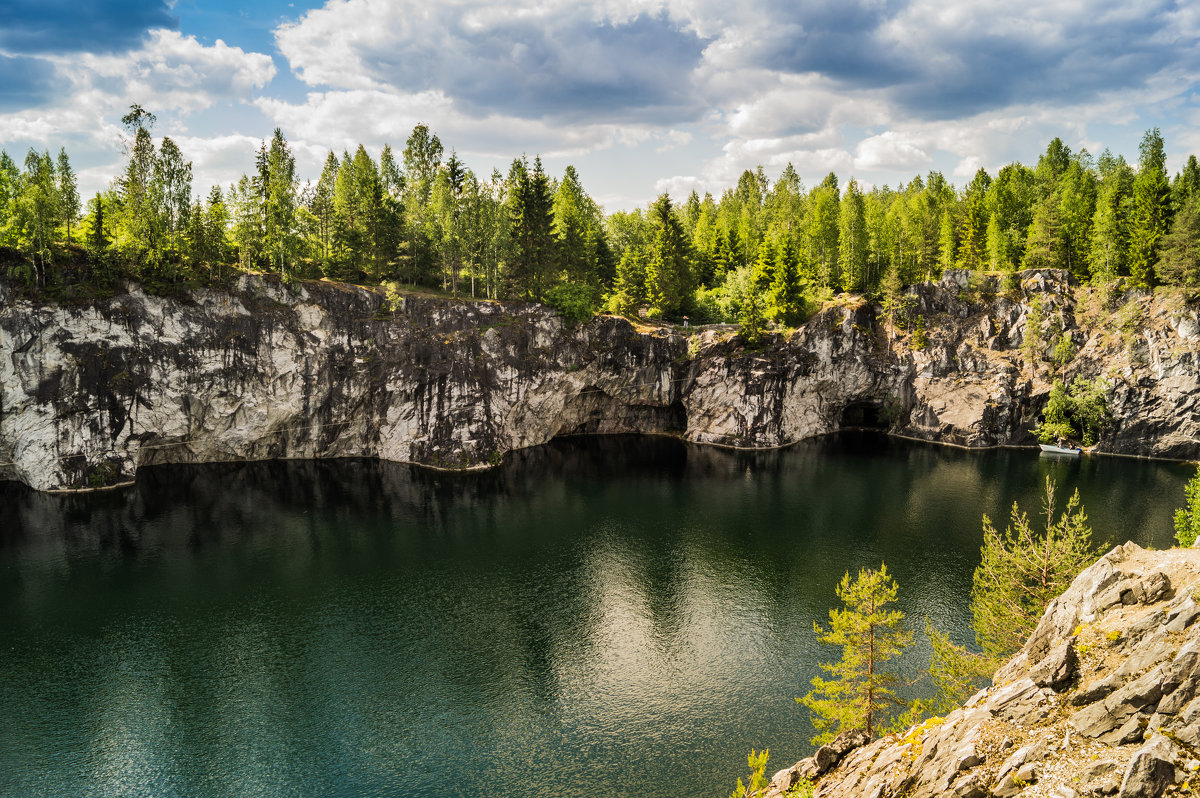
[5,269,1200,491]
[797,728,869,780]
[951,772,989,798]
[1030,638,1079,690]
[769,765,800,793]
[1118,734,1178,797]
[990,678,1053,724]
[994,762,1039,797]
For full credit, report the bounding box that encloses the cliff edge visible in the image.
[768,544,1200,798]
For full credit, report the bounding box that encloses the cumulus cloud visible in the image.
[255,89,648,165]
[744,0,1200,121]
[853,131,931,171]
[0,30,276,197]
[5,0,1200,210]
[73,31,276,117]
[275,0,708,123]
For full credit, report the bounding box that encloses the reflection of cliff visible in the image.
[3,268,1198,491]
[0,439,1186,796]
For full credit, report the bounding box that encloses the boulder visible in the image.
[1118,734,1178,797]
[1029,638,1078,690]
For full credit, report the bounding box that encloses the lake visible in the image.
[0,433,1189,797]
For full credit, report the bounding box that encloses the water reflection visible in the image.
[0,434,1190,798]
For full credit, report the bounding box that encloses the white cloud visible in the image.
[853,131,931,171]
[0,30,275,198]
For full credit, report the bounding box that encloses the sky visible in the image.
[2,0,1200,211]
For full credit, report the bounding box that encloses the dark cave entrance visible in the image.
[840,401,888,430]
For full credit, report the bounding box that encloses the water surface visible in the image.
[0,434,1189,797]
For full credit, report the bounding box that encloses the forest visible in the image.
[3,104,1200,331]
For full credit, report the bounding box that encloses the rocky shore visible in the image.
[766,543,1200,798]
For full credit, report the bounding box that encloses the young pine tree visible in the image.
[918,478,1100,716]
[972,478,1098,659]
[798,564,911,744]
[728,749,770,798]
[1174,468,1200,548]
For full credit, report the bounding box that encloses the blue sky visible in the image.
[2,0,1200,210]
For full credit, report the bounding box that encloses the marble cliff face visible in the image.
[1,268,1197,491]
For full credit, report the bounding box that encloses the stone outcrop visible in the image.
[1,268,1199,491]
[766,544,1200,798]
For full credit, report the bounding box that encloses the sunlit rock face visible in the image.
[1,268,1196,491]
[765,543,1200,798]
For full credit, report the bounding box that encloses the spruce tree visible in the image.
[1159,196,1200,287]
[56,147,79,244]
[507,156,557,300]
[1129,128,1170,288]
[798,564,910,744]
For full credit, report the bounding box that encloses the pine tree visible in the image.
[263,128,297,278]
[957,169,991,270]
[919,478,1100,717]
[937,207,956,274]
[507,156,557,300]
[1174,469,1200,548]
[1088,174,1129,284]
[972,478,1098,659]
[767,237,806,326]
[87,192,108,254]
[798,564,911,744]
[728,749,771,798]
[643,193,691,318]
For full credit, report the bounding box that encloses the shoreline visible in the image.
[5,428,1194,494]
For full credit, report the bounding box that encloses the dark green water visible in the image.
[0,433,1190,798]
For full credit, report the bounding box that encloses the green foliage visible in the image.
[507,156,558,300]
[11,123,1200,327]
[785,778,816,798]
[972,478,1099,659]
[543,282,598,326]
[911,314,928,349]
[738,287,766,346]
[1129,128,1171,289]
[729,748,770,798]
[1174,468,1200,548]
[1034,377,1111,446]
[798,564,911,744]
[1050,331,1076,372]
[894,620,994,729]
[1022,294,1046,366]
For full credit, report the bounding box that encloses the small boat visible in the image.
[1039,443,1082,456]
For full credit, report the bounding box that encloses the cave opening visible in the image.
[840,401,888,429]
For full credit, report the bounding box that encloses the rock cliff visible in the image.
[767,543,1200,798]
[1,268,1197,491]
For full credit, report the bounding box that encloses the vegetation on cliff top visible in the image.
[3,110,1200,335]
